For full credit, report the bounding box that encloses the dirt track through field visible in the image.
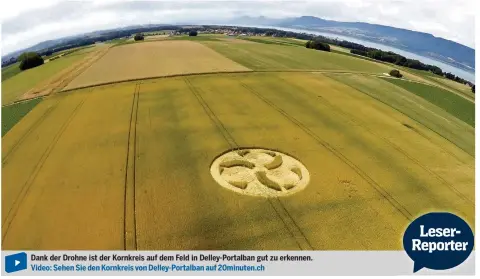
[19,46,110,101]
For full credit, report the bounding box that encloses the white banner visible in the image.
[1,251,475,276]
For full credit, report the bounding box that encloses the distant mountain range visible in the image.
[3,16,475,72]
[230,16,475,71]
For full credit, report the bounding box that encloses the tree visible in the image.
[134,33,144,41]
[18,52,44,70]
[306,40,330,52]
[351,49,367,56]
[318,42,330,51]
[472,85,475,94]
[389,69,403,78]
[189,30,198,36]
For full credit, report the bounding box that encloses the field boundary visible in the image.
[240,82,414,222]
[124,84,140,250]
[1,95,44,108]
[4,69,463,108]
[2,95,88,242]
[184,77,314,250]
[56,69,462,95]
[17,47,110,103]
[60,70,254,94]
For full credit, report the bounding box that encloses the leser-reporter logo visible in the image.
[5,252,27,273]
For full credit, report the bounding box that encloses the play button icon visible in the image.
[5,252,27,273]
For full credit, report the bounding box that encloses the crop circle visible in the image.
[210,148,310,197]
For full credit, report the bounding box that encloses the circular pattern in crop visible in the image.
[210,148,310,197]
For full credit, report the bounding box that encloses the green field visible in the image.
[1,98,42,137]
[1,62,22,82]
[383,78,475,127]
[45,45,95,59]
[204,40,390,73]
[239,36,305,47]
[1,38,474,250]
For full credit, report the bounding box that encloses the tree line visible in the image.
[349,48,473,87]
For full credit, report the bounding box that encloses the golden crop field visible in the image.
[2,69,473,250]
[2,84,134,249]
[63,41,252,91]
[326,74,474,156]
[19,46,111,101]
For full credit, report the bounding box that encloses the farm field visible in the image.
[238,36,474,99]
[430,76,475,100]
[2,69,474,250]
[326,74,475,156]
[63,41,251,90]
[1,35,475,251]
[239,36,304,47]
[1,98,42,137]
[1,54,89,105]
[145,34,169,40]
[2,85,133,249]
[383,78,475,127]
[1,45,109,105]
[203,40,391,73]
[45,45,95,60]
[1,62,22,82]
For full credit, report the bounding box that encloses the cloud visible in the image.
[1,0,475,54]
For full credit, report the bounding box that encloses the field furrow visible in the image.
[188,74,414,249]
[236,74,473,223]
[2,94,85,230]
[3,85,134,250]
[124,84,140,250]
[134,79,301,250]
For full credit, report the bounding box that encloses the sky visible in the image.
[0,0,476,55]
